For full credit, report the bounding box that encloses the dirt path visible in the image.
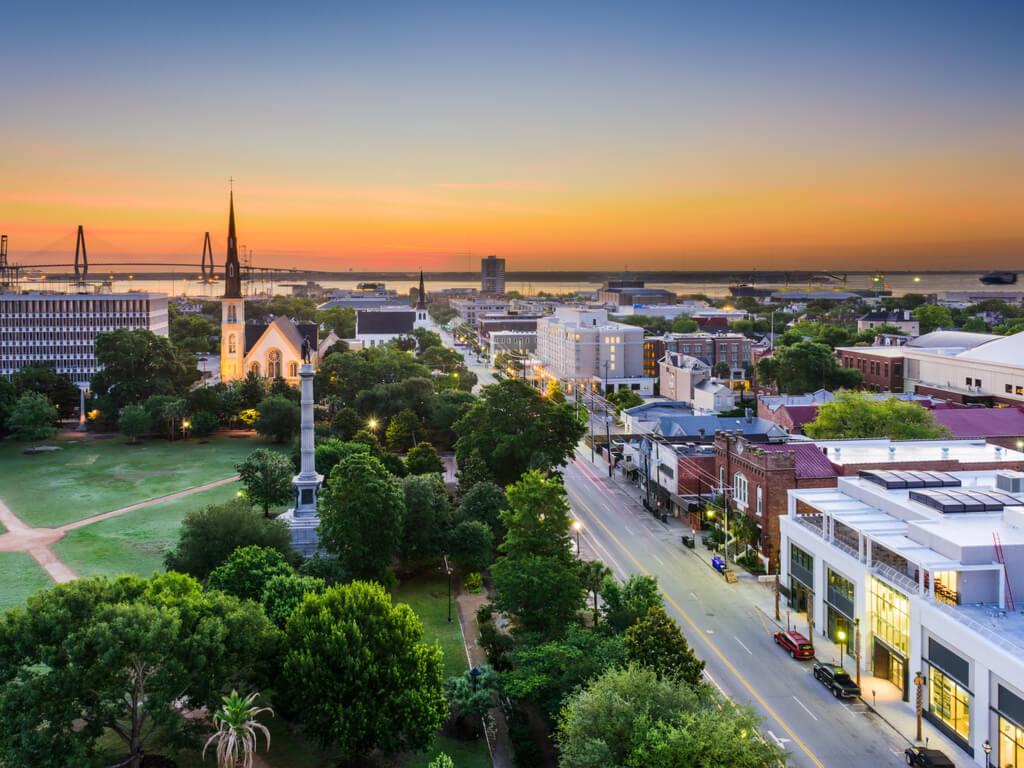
[0,475,239,584]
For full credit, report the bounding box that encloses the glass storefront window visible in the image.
[828,569,855,602]
[871,577,909,656]
[792,544,813,573]
[929,667,970,742]
[1000,716,1024,768]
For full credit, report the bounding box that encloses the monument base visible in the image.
[279,509,322,558]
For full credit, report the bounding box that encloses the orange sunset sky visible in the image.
[2,2,1022,273]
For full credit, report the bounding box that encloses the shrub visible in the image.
[465,572,483,593]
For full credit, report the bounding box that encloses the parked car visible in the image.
[773,630,814,659]
[812,662,861,698]
[904,746,955,767]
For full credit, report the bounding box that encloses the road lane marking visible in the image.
[623,524,634,535]
[568,489,825,768]
[735,636,753,655]
[793,697,818,721]
[651,553,664,566]
[756,606,771,635]
[690,591,699,600]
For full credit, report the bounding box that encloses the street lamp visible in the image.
[181,420,191,440]
[368,418,378,431]
[983,739,992,766]
[469,666,482,690]
[836,629,847,667]
[854,617,861,687]
[447,566,454,623]
[572,520,582,558]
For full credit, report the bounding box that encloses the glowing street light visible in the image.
[368,418,378,430]
[572,520,582,558]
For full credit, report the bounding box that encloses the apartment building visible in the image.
[481,255,506,295]
[0,291,169,386]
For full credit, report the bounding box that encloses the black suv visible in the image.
[904,746,955,767]
[812,662,861,698]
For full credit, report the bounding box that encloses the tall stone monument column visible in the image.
[281,359,323,556]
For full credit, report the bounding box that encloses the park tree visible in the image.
[914,303,954,334]
[623,605,705,685]
[260,573,327,628]
[600,573,663,633]
[556,664,784,768]
[316,306,357,339]
[312,438,371,479]
[491,471,584,636]
[804,391,949,440]
[6,392,58,443]
[170,314,219,353]
[579,560,612,626]
[119,404,152,443]
[13,365,81,419]
[238,370,266,409]
[318,453,405,583]
[0,573,276,768]
[405,440,445,475]
[207,545,294,603]
[189,409,220,436]
[254,395,300,443]
[449,520,494,572]
[91,328,199,411]
[456,450,494,492]
[456,481,507,539]
[454,379,586,486]
[281,581,447,759]
[756,340,862,394]
[503,624,626,718]
[237,448,295,517]
[0,377,16,437]
[164,498,298,580]
[386,408,425,451]
[399,474,453,564]
[202,690,273,768]
[330,405,363,440]
[444,664,499,736]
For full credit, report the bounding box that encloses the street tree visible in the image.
[13,365,81,419]
[318,453,405,583]
[119,404,152,443]
[6,392,58,443]
[455,450,494,492]
[914,304,955,334]
[623,605,705,685]
[281,581,447,759]
[312,438,371,479]
[454,379,586,485]
[444,664,499,735]
[0,573,276,768]
[91,328,199,412]
[399,474,452,564]
[804,391,950,440]
[207,545,294,603]
[316,306,356,338]
[237,448,295,517]
[164,498,298,580]
[556,664,784,768]
[600,573,663,633]
[254,395,300,443]
[455,481,507,539]
[756,341,862,394]
[449,520,494,572]
[330,406,363,440]
[387,408,425,451]
[579,560,612,626]
[405,440,445,475]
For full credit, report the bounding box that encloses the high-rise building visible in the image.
[0,292,169,385]
[481,254,505,295]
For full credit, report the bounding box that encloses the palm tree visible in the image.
[203,690,273,768]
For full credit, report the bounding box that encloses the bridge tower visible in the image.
[220,191,246,382]
[201,232,213,281]
[74,225,88,281]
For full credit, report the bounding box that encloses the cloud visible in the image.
[431,180,563,192]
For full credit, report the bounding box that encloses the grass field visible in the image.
[0,552,54,613]
[0,433,271,528]
[393,570,470,678]
[52,481,243,579]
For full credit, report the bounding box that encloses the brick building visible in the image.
[643,332,753,379]
[837,347,906,391]
[715,433,1024,572]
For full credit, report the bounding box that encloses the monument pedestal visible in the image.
[282,359,323,557]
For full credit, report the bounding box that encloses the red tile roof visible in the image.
[782,404,821,428]
[749,442,839,479]
[932,407,1024,438]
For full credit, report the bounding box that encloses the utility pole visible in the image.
[589,389,595,463]
[605,405,613,478]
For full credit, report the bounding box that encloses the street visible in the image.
[563,448,934,768]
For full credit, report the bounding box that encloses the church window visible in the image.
[227,305,237,323]
[288,361,298,378]
[227,334,237,355]
[267,349,282,379]
[249,362,261,376]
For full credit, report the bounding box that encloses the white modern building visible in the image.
[781,468,1024,765]
[0,291,169,386]
[451,297,509,326]
[536,307,651,395]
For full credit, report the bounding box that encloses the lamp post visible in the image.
[470,666,482,690]
[854,617,861,687]
[914,671,926,741]
[572,520,582,558]
[983,739,992,766]
[837,629,847,667]
[447,565,454,623]
[181,419,190,441]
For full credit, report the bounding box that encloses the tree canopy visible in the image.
[399,474,452,564]
[405,441,445,475]
[454,379,586,486]
[254,395,300,443]
[756,341,862,394]
[6,392,58,442]
[803,392,950,440]
[237,448,295,516]
[914,304,954,334]
[623,605,705,685]
[207,545,295,603]
[91,328,199,412]
[0,573,276,768]
[281,581,447,759]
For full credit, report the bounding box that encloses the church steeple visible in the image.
[224,189,242,299]
[416,270,427,309]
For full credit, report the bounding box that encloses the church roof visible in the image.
[244,317,318,355]
[357,310,416,335]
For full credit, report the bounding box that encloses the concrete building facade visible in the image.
[481,255,506,295]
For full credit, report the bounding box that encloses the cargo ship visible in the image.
[980,271,1017,285]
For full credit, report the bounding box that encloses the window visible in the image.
[719,466,724,490]
[267,349,282,378]
[288,361,298,377]
[999,716,1024,768]
[1007,384,1013,394]
[791,544,813,573]
[733,472,748,506]
[756,486,762,517]
[227,334,236,355]
[870,577,909,655]
[929,667,970,741]
[249,362,261,376]
[965,377,972,386]
[976,379,982,389]
[1017,386,1023,396]
[227,305,237,323]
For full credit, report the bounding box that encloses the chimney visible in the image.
[822,446,828,456]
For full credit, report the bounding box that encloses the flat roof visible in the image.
[813,438,1024,466]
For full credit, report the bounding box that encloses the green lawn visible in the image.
[393,571,470,677]
[52,481,244,579]
[0,433,272,528]
[395,735,492,768]
[0,552,54,613]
